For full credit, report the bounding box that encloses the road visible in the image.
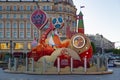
[0,67,120,80]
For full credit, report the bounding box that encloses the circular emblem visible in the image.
[72,35,85,48]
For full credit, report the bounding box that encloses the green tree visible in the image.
[113,49,120,54]
[104,49,113,53]
[91,42,96,54]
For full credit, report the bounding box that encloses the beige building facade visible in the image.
[0,0,77,54]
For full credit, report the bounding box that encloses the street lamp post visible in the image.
[101,37,104,54]
[10,40,13,58]
[8,40,13,70]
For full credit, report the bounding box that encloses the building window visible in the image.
[47,6,50,10]
[13,6,17,11]
[67,8,70,12]
[27,14,30,19]
[27,6,31,11]
[34,32,38,38]
[13,23,17,28]
[13,32,17,38]
[6,31,10,38]
[20,32,24,38]
[41,0,52,1]
[13,14,17,19]
[6,6,10,11]
[34,6,37,10]
[6,22,10,28]
[20,14,23,19]
[21,0,33,1]
[43,6,50,11]
[43,6,47,11]
[72,21,75,27]
[20,23,24,29]
[0,32,3,38]
[27,32,31,38]
[0,23,3,29]
[0,0,6,1]
[41,0,46,1]
[20,6,24,11]
[0,14,3,19]
[43,6,51,11]
[0,6,2,11]
[6,14,10,19]
[59,6,62,11]
[26,23,31,29]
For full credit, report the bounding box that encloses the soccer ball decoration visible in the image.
[52,17,64,29]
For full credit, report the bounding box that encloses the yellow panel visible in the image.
[28,43,31,49]
[0,43,8,49]
[15,43,24,49]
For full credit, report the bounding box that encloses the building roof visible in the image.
[78,11,84,28]
[54,0,74,6]
[0,0,74,6]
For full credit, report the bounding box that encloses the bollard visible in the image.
[57,57,60,73]
[31,58,34,72]
[14,58,17,71]
[105,57,108,71]
[84,56,87,72]
[42,57,46,72]
[26,56,28,71]
[70,57,73,72]
[97,56,100,71]
[8,58,11,70]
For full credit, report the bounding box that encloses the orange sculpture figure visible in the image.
[50,30,70,48]
[28,22,54,61]
[28,19,70,61]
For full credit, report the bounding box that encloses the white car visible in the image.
[113,60,120,67]
[108,60,115,67]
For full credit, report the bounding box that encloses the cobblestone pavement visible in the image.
[0,67,120,80]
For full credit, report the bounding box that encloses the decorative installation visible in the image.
[5,8,110,75]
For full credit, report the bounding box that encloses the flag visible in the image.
[80,6,85,8]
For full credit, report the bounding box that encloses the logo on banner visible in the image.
[30,9,48,30]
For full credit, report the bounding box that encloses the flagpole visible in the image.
[80,6,85,11]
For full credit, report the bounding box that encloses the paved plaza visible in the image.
[0,67,119,80]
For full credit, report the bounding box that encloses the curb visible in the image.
[4,69,113,75]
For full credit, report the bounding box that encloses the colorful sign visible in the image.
[30,9,48,30]
[73,35,85,48]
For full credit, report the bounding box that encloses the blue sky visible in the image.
[73,0,120,47]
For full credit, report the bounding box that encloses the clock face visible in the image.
[73,35,85,49]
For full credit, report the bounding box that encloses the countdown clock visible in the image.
[72,35,86,49]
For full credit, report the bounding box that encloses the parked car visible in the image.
[108,60,115,67]
[113,60,120,67]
